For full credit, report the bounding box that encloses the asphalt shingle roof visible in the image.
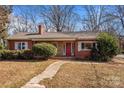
[7,31,99,40]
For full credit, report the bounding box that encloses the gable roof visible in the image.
[7,31,100,41]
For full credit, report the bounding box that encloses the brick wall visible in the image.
[74,41,92,59]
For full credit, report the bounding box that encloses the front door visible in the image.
[66,43,71,56]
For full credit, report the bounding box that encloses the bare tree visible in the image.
[8,6,42,34]
[9,6,79,33]
[40,5,78,32]
[105,6,124,48]
[104,6,124,34]
[109,6,124,30]
[81,5,113,32]
[0,5,12,45]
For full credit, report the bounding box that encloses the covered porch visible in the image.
[32,40,75,57]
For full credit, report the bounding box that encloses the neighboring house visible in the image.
[7,25,99,59]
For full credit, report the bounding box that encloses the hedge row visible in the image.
[0,50,33,60]
[0,43,57,60]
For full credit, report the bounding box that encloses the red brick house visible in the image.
[7,25,99,59]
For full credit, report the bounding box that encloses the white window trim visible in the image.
[15,42,28,50]
[78,41,96,51]
[81,48,92,51]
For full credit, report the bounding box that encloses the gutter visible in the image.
[32,38,76,41]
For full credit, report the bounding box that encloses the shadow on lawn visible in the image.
[0,59,50,62]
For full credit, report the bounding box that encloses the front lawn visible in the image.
[40,58,124,88]
[0,60,55,88]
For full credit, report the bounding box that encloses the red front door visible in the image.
[66,43,71,56]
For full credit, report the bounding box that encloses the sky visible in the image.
[12,5,83,16]
[12,5,43,22]
[12,5,103,18]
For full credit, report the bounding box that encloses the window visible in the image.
[79,42,96,51]
[93,43,96,48]
[85,43,92,49]
[18,43,21,50]
[81,43,84,49]
[22,42,26,49]
[81,43,92,49]
[15,42,28,50]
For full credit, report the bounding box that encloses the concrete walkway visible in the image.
[22,61,66,88]
[116,54,124,59]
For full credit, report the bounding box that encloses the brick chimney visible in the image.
[38,24,45,35]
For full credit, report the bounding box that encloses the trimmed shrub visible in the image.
[32,43,57,59]
[91,32,119,62]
